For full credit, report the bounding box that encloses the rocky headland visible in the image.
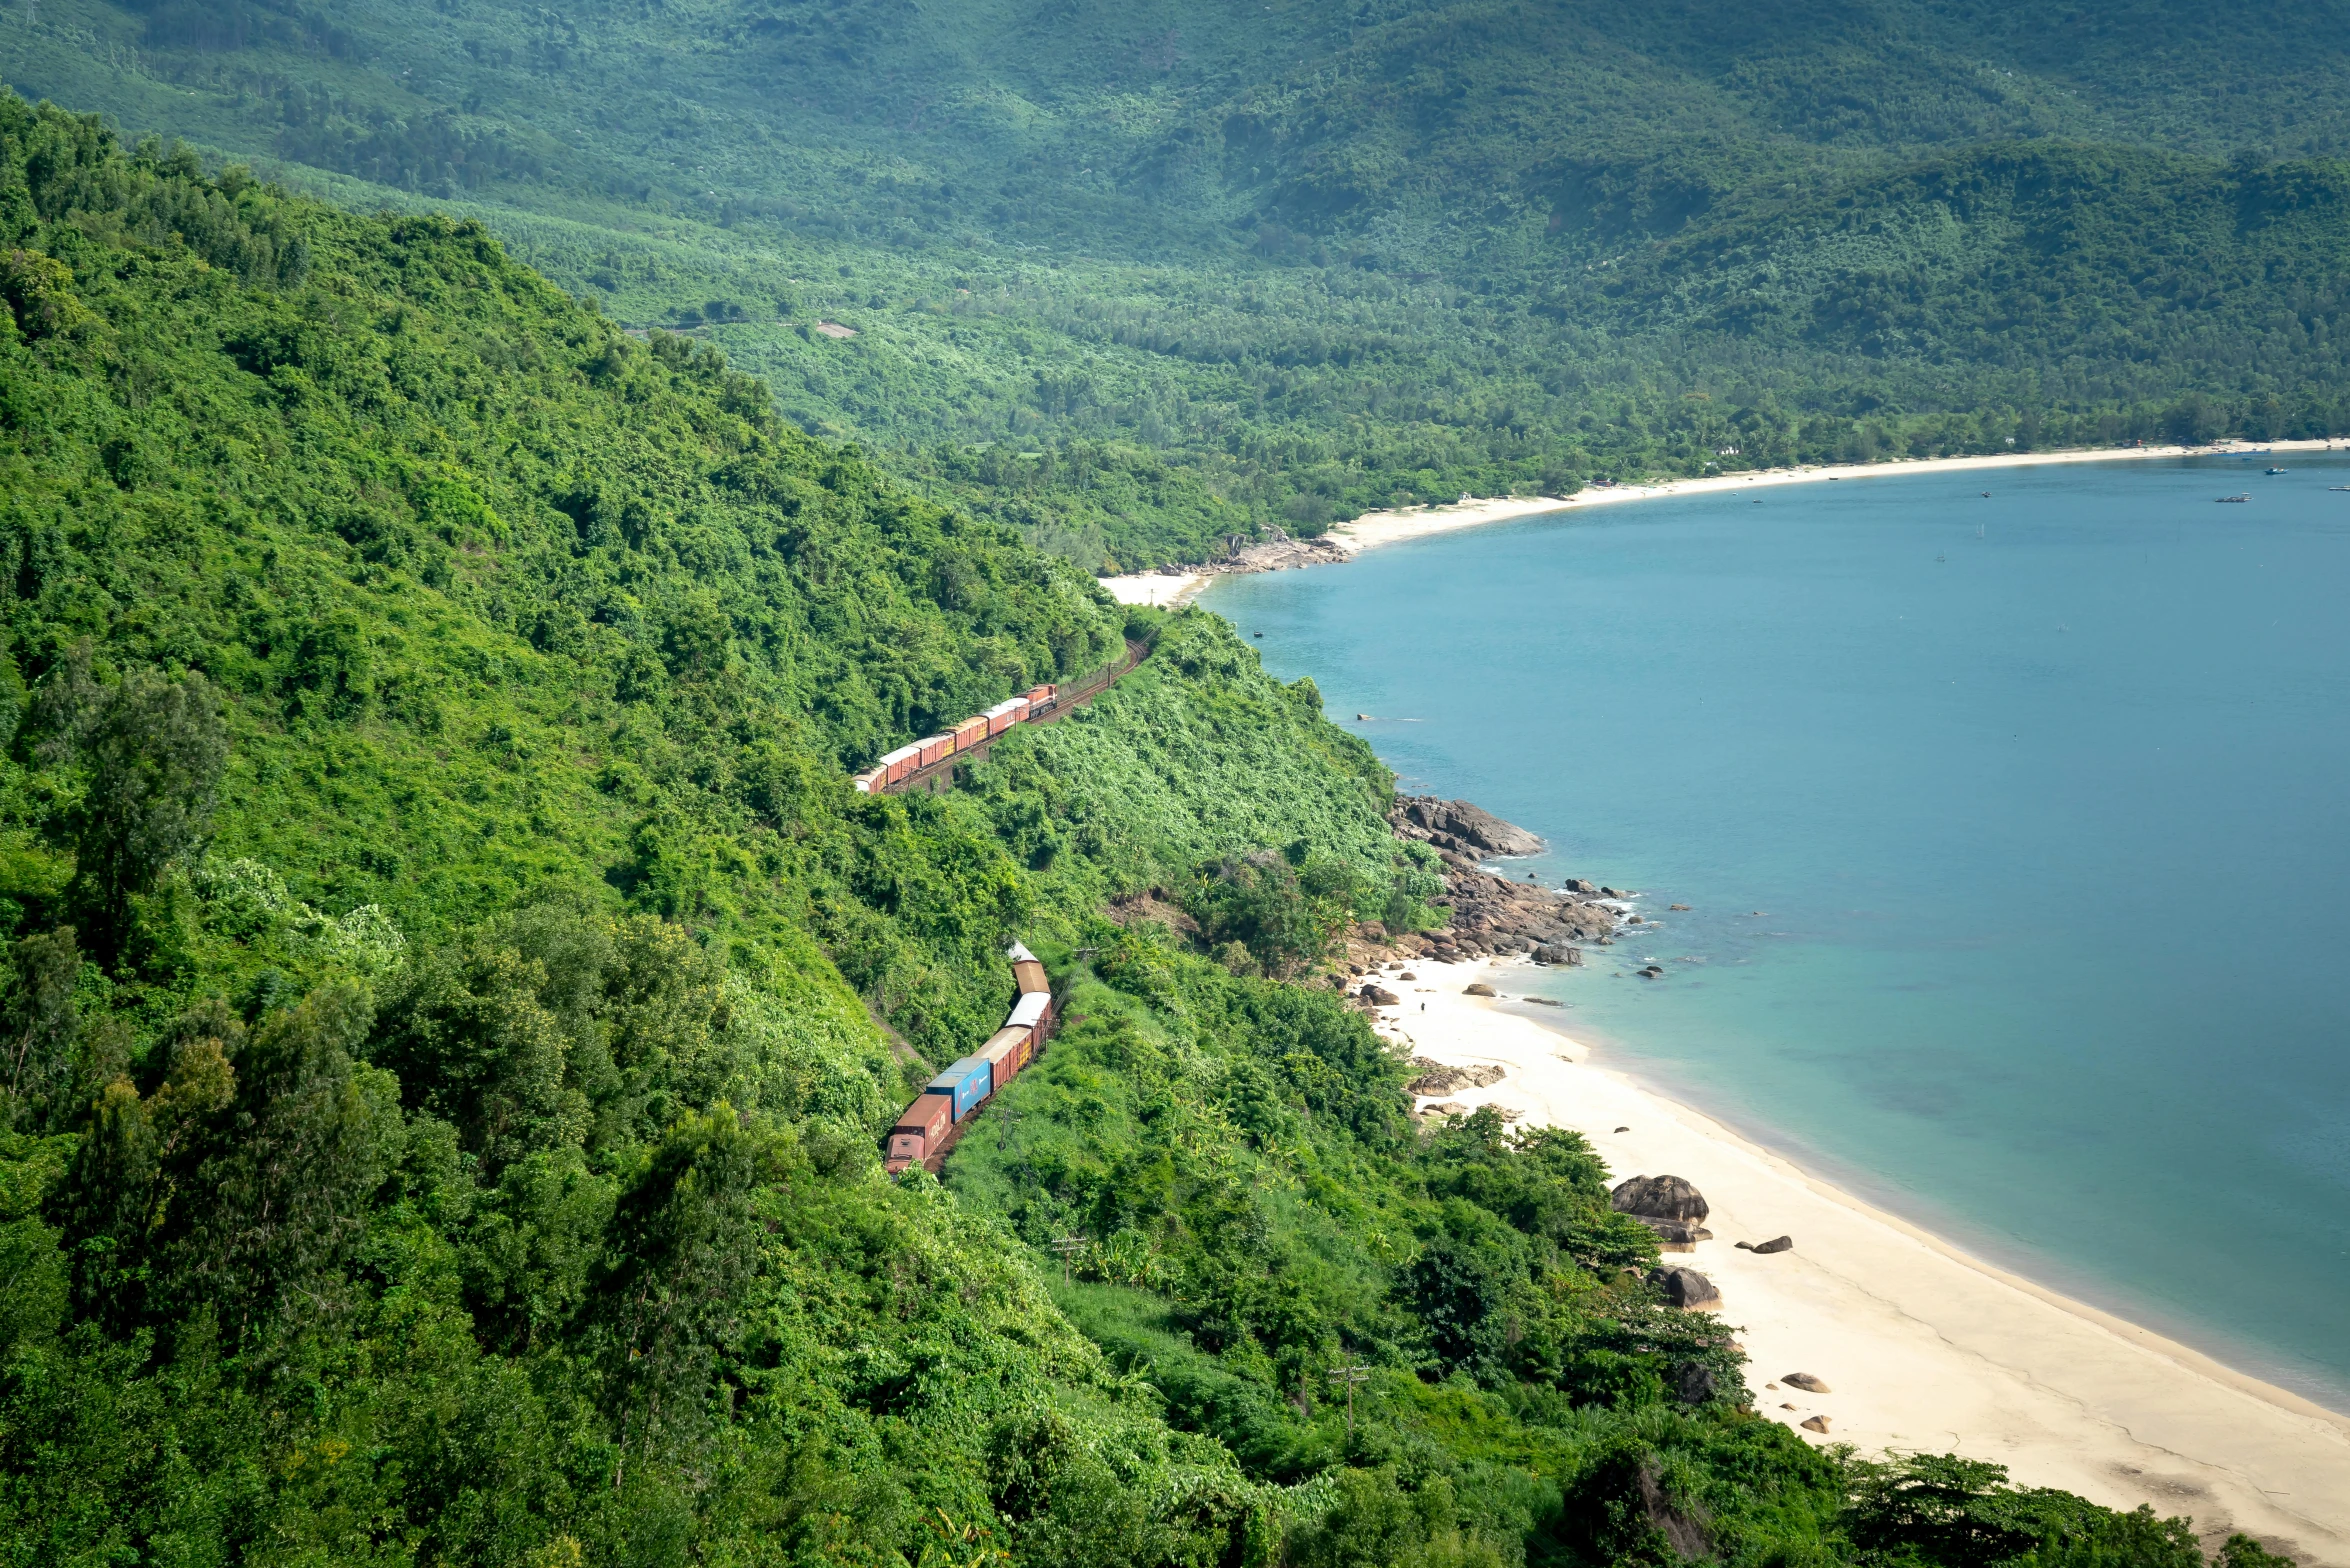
[1143,526,1352,581]
[1385,795,1623,963]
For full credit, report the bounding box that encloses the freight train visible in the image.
[883,941,1056,1174]
[852,684,1058,794]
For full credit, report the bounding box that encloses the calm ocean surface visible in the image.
[1203,455,2350,1407]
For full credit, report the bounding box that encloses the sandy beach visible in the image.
[1100,438,2345,606]
[1367,956,2350,1562]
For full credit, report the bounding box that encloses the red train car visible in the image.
[885,1093,952,1174]
[916,733,954,768]
[880,744,922,786]
[951,715,989,752]
[984,697,1028,736]
[1022,684,1055,710]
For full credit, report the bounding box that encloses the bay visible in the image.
[1203,455,2350,1408]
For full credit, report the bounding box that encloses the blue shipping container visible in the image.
[924,1056,994,1121]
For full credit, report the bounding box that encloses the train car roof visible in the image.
[925,1056,991,1089]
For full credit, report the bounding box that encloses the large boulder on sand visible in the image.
[1612,1174,1710,1224]
[1652,1266,1721,1310]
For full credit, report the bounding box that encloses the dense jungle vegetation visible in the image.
[9,1,2350,566]
[0,97,2314,1566]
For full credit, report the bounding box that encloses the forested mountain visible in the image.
[0,90,2310,1568]
[8,1,2350,567]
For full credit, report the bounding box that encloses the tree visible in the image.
[585,1105,769,1487]
[1186,850,1362,979]
[39,645,229,961]
[1,927,81,1130]
[57,985,398,1346]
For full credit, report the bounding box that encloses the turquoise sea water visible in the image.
[1202,455,2350,1408]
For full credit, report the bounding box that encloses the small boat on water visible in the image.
[2266,466,2289,474]
[2217,494,2252,503]
[2329,485,2350,492]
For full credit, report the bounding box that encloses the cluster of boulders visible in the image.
[1405,1059,1507,1096]
[1172,526,1351,575]
[1382,796,1624,965]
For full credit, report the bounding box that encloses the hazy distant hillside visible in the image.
[9,0,2350,570]
[16,0,2350,256]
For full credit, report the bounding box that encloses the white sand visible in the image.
[1102,570,1215,608]
[1370,957,2350,1562]
[1328,439,2346,557]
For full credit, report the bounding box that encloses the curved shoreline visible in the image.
[1101,438,2347,606]
[1371,956,2350,1564]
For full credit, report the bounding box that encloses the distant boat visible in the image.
[2266,466,2289,474]
[2217,494,2252,503]
[2330,485,2350,492]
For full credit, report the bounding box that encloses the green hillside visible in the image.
[9,1,2350,569]
[0,92,2308,1568]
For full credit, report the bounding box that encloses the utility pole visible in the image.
[1328,1360,1369,1440]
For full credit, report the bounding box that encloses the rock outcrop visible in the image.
[1390,796,1545,858]
[1653,1266,1721,1310]
[1198,526,1351,575]
[1359,984,1401,1006]
[1411,868,1618,961]
[1800,1415,1832,1434]
[1376,794,1622,963]
[1407,1059,1507,1095]
[1463,982,1497,997]
[1782,1372,1831,1393]
[1751,1235,1794,1255]
[1612,1175,1710,1224]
